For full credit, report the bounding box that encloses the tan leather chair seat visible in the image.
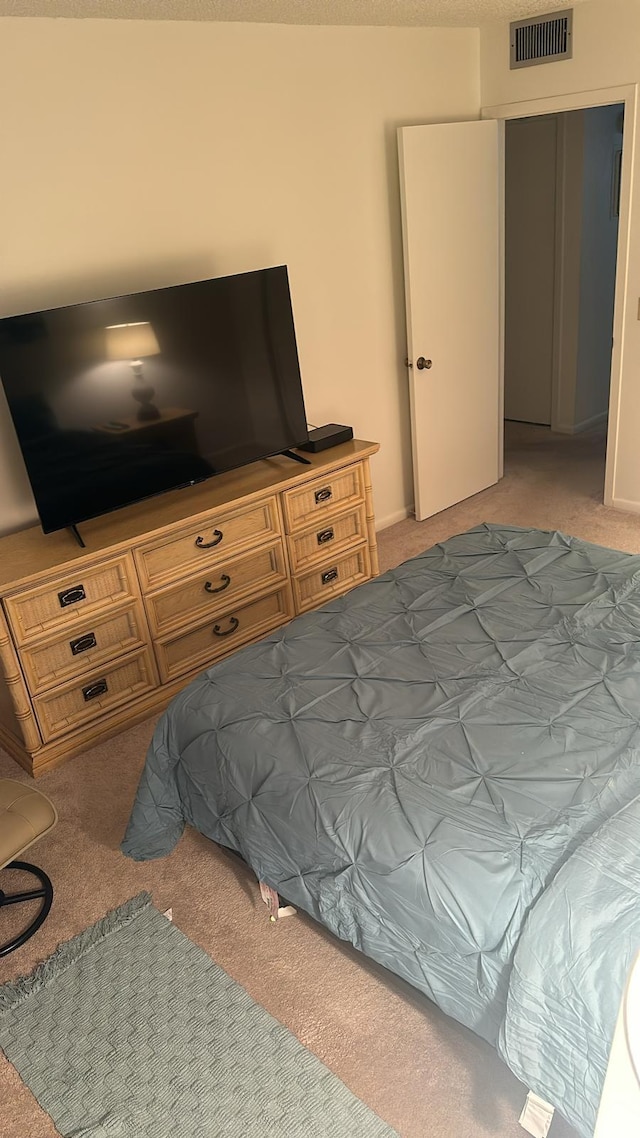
[0,779,57,870]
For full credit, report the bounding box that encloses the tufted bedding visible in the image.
[122,523,640,1136]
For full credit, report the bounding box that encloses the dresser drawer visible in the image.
[155,586,294,683]
[32,647,157,743]
[20,604,148,697]
[146,541,288,638]
[293,546,371,612]
[135,497,282,591]
[4,555,138,646]
[282,464,364,533]
[287,505,368,574]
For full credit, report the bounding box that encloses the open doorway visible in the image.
[481,82,635,512]
[503,103,624,503]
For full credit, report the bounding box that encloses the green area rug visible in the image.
[0,893,398,1137]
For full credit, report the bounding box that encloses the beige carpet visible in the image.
[377,421,639,574]
[2,423,636,1138]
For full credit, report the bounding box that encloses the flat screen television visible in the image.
[0,265,310,537]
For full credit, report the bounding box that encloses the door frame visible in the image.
[481,84,637,506]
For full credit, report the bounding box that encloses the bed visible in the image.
[122,522,640,1137]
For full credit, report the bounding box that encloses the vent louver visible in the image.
[510,9,573,69]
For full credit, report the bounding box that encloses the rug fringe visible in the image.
[0,891,153,1013]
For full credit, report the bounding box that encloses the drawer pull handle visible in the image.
[317,528,335,545]
[82,678,108,702]
[70,632,97,656]
[195,529,223,549]
[213,616,239,638]
[58,584,86,608]
[204,573,231,595]
[314,487,332,504]
[321,567,339,586]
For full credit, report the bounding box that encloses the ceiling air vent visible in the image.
[510,9,573,69]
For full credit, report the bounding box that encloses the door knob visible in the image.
[416,357,432,370]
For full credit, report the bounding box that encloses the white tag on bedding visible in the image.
[163,907,173,922]
[519,1091,554,1137]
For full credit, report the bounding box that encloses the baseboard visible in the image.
[376,506,413,531]
[611,496,640,516]
[553,412,608,435]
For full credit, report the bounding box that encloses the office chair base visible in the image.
[0,859,53,957]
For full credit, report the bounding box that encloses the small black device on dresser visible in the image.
[298,423,354,453]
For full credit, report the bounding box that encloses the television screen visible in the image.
[0,266,309,534]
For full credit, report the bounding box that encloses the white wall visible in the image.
[554,110,585,433]
[506,105,620,435]
[480,0,640,514]
[504,114,558,425]
[0,18,480,535]
[575,104,622,429]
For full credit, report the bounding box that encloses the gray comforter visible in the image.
[122,523,640,1136]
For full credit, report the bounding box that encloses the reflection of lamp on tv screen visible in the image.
[105,320,161,421]
[0,266,310,536]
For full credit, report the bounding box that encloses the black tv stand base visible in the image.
[68,524,86,548]
[281,448,311,466]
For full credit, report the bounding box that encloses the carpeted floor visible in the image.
[377,420,636,574]
[1,422,637,1138]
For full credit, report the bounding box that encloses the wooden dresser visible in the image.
[0,440,379,777]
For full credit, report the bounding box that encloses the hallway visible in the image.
[503,419,607,505]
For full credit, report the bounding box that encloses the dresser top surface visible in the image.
[0,440,379,593]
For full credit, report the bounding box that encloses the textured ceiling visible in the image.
[0,0,586,28]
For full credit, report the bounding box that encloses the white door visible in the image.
[398,120,501,521]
